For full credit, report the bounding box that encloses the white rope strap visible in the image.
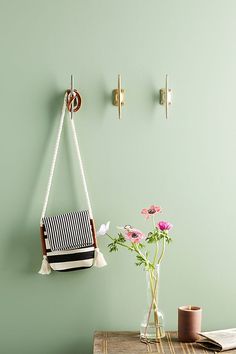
[40,94,67,224]
[40,93,93,224]
[70,118,93,218]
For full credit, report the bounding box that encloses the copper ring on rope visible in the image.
[66,89,82,113]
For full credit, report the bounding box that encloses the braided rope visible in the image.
[70,118,93,218]
[40,92,93,224]
[40,94,67,224]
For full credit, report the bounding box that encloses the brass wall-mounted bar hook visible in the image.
[112,74,125,119]
[159,74,172,119]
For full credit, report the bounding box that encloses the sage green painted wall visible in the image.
[1,0,236,353]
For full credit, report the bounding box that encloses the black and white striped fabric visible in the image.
[43,210,95,271]
[44,233,95,271]
[43,210,93,251]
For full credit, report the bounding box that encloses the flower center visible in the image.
[148,209,156,214]
[131,233,138,238]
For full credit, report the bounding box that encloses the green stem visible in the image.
[148,269,159,339]
[106,234,149,262]
[152,216,159,266]
[153,240,159,266]
[133,243,149,264]
[152,215,156,231]
[158,237,166,264]
[149,270,158,311]
[106,233,133,251]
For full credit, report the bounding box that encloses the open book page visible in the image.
[197,329,236,352]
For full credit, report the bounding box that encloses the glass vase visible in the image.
[140,264,165,343]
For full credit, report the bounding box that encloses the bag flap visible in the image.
[43,210,94,251]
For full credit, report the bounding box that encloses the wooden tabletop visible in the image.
[93,331,236,354]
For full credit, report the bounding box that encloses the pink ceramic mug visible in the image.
[178,305,202,342]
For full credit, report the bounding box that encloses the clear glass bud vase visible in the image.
[140,265,165,343]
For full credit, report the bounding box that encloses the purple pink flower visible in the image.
[125,228,145,244]
[141,205,162,219]
[157,221,173,231]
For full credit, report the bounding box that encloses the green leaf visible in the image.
[166,236,172,244]
[137,242,145,249]
[117,233,126,243]
[108,242,118,252]
[146,231,160,243]
[135,253,150,268]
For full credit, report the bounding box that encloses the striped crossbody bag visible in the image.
[38,93,106,274]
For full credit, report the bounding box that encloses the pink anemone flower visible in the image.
[157,221,173,231]
[125,228,145,244]
[141,205,162,219]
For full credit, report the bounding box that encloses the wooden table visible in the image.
[93,331,236,354]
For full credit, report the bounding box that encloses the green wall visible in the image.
[1,1,236,353]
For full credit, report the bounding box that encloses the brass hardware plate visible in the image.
[112,89,125,106]
[112,74,125,119]
[159,88,172,106]
[159,75,172,119]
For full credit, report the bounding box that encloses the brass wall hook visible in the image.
[159,74,172,119]
[112,74,125,119]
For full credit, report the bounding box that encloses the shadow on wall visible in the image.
[1,90,68,274]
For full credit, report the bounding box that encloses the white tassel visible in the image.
[38,255,52,275]
[94,248,107,268]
